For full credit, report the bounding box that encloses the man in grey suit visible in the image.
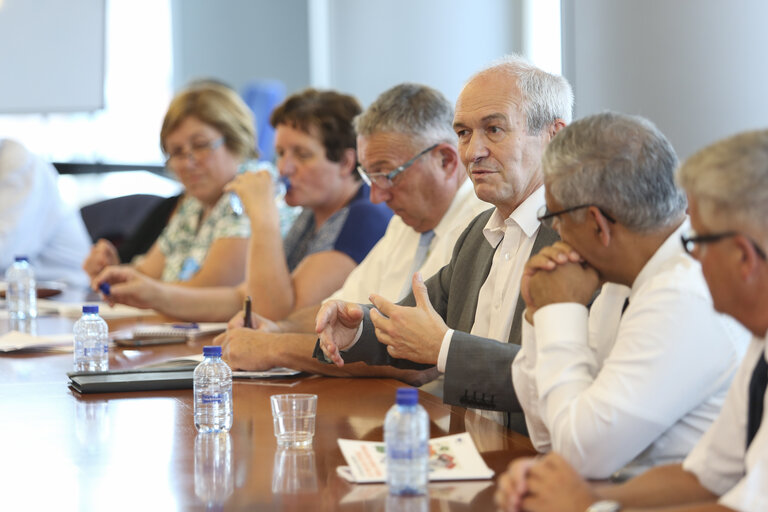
[316,54,572,430]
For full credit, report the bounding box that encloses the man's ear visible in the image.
[589,206,612,247]
[734,235,764,282]
[549,119,567,140]
[436,144,459,176]
[338,148,357,176]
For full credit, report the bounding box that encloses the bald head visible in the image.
[466,54,573,134]
[453,55,573,218]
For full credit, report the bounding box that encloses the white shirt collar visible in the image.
[630,219,689,297]
[482,186,545,248]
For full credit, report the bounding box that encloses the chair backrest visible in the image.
[80,193,166,246]
[241,79,286,162]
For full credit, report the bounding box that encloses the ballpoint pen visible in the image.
[244,295,253,329]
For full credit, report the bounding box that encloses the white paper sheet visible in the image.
[0,331,73,352]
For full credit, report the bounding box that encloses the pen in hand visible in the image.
[244,295,253,329]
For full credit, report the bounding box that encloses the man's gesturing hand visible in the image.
[315,300,364,367]
[368,272,447,365]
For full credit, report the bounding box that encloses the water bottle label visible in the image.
[202,393,223,404]
[388,447,418,460]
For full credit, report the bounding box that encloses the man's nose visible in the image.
[369,183,391,204]
[464,133,490,163]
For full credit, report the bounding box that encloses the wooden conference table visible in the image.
[0,313,536,511]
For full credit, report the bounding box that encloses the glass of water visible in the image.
[270,394,317,449]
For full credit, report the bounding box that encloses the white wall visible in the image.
[0,0,105,113]
[561,0,768,160]
[172,0,526,107]
[171,0,310,94]
[320,0,520,106]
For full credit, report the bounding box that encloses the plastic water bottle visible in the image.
[73,305,109,372]
[384,387,429,496]
[229,172,291,215]
[5,256,37,321]
[194,345,233,433]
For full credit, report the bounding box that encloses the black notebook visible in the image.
[67,368,194,394]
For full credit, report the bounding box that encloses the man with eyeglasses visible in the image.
[217,83,489,384]
[496,112,750,491]
[496,128,768,512]
[316,55,571,431]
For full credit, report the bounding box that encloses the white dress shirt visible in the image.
[329,178,489,303]
[684,334,768,511]
[437,187,544,425]
[0,139,91,287]
[512,221,751,479]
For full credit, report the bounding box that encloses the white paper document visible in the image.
[36,299,156,319]
[336,432,494,484]
[0,330,73,352]
[144,353,301,379]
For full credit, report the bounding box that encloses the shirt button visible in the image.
[504,252,511,261]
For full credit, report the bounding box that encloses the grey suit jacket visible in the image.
[315,207,559,420]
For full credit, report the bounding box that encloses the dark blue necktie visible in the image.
[746,350,768,449]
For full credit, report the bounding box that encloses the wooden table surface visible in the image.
[0,314,535,511]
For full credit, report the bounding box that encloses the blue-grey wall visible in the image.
[171,0,310,95]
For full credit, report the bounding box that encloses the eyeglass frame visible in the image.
[356,143,439,189]
[165,136,225,168]
[536,203,617,228]
[680,230,767,260]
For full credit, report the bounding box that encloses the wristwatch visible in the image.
[586,501,621,512]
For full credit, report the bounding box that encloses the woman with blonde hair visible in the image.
[83,81,259,287]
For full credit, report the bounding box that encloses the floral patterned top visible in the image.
[157,192,250,282]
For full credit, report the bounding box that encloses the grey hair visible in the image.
[353,83,456,147]
[470,53,574,134]
[677,129,768,236]
[543,111,687,233]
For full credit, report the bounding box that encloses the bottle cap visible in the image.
[277,175,291,192]
[203,345,222,357]
[395,387,419,406]
[14,256,29,262]
[82,305,99,314]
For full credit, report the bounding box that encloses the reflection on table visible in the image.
[0,314,536,511]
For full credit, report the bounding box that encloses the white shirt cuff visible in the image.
[340,321,365,352]
[436,329,454,373]
[532,303,589,349]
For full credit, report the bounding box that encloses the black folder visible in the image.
[67,367,194,394]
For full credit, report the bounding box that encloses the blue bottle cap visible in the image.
[203,345,222,357]
[98,282,111,296]
[82,305,99,314]
[277,175,291,192]
[14,256,29,262]
[396,387,419,406]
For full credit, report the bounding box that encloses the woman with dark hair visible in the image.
[93,88,392,322]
